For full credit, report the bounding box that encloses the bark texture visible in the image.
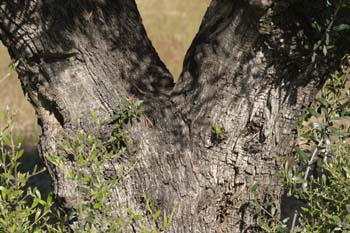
[0,0,339,232]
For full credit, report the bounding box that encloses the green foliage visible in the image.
[296,145,350,232]
[285,58,350,192]
[254,59,350,232]
[284,60,350,232]
[211,124,226,143]
[8,60,20,71]
[140,193,175,233]
[251,183,289,233]
[306,0,350,62]
[273,0,350,65]
[48,126,128,232]
[0,98,174,232]
[308,0,350,62]
[0,113,62,233]
[46,98,174,232]
[108,98,143,150]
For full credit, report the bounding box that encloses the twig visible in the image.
[291,139,323,233]
[290,210,298,233]
[0,72,11,85]
[303,139,323,184]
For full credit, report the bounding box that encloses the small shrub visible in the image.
[254,58,350,232]
[0,112,63,233]
[211,124,226,144]
[0,98,174,232]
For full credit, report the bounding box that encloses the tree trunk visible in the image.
[0,0,341,232]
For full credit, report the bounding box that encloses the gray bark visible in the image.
[0,0,340,232]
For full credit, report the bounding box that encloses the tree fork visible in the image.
[0,0,341,232]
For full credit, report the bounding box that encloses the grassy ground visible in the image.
[0,46,39,143]
[0,1,210,140]
[136,0,211,78]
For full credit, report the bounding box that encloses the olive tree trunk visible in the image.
[0,0,338,232]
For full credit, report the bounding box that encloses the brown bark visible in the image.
[0,0,341,232]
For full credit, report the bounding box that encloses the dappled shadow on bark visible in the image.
[164,0,347,230]
[0,0,181,145]
[0,0,174,105]
[257,1,331,106]
[1,0,347,231]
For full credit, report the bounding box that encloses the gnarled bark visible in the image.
[0,0,342,232]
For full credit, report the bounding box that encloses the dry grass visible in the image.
[0,1,210,140]
[137,0,210,78]
[0,46,39,142]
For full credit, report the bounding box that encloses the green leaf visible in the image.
[250,182,260,194]
[308,107,320,118]
[31,199,39,209]
[1,133,11,146]
[317,97,329,107]
[321,174,327,185]
[119,163,124,178]
[35,209,42,221]
[333,24,350,32]
[8,60,20,70]
[93,202,102,210]
[282,217,290,224]
[15,136,24,147]
[325,33,330,46]
[322,45,327,56]
[346,205,350,214]
[153,210,161,220]
[294,147,309,161]
[270,206,276,216]
[331,216,342,225]
[133,214,143,220]
[301,134,320,143]
[46,193,53,205]
[127,208,133,215]
[312,52,317,63]
[0,186,8,199]
[293,176,305,184]
[16,149,24,160]
[35,188,41,200]
[91,111,97,122]
[310,122,323,129]
[163,215,169,227]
